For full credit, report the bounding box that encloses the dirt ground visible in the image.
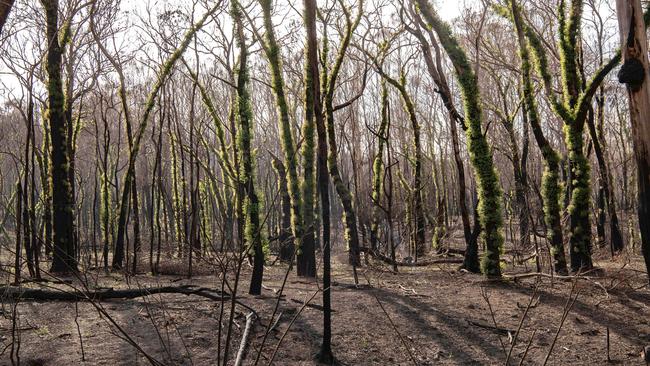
[1,245,649,366]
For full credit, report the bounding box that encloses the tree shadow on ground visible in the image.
[366,286,506,364]
[483,280,648,346]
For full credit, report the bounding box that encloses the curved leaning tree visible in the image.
[413,0,505,276]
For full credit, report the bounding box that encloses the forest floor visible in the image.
[1,241,649,366]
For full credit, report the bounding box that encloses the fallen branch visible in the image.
[234,312,256,366]
[262,284,279,293]
[289,298,334,312]
[437,248,465,256]
[398,284,417,294]
[269,312,283,331]
[332,282,371,290]
[503,272,599,281]
[503,271,609,298]
[466,319,514,336]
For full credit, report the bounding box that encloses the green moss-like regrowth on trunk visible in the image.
[416,0,504,277]
[233,1,266,295]
[112,2,220,269]
[377,70,426,258]
[504,0,568,274]
[259,0,304,264]
[272,158,293,261]
[321,2,363,266]
[370,80,389,252]
[565,123,593,271]
[298,0,318,277]
[42,0,77,273]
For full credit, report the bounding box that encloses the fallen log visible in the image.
[436,248,465,256]
[1,285,263,318]
[502,270,603,281]
[0,284,229,302]
[371,252,463,267]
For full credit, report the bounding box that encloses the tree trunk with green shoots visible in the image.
[415,0,505,276]
[42,0,77,273]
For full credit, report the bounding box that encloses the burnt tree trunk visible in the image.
[616,0,650,284]
[42,0,77,273]
[0,0,15,35]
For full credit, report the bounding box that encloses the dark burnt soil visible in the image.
[1,247,649,366]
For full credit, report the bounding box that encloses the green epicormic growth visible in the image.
[501,0,568,274]
[370,80,390,251]
[100,166,112,244]
[169,134,185,250]
[322,0,363,266]
[271,157,293,261]
[564,122,592,269]
[509,0,621,272]
[185,65,235,180]
[112,2,221,269]
[258,0,304,258]
[377,69,426,258]
[42,0,77,273]
[233,0,265,295]
[298,0,318,277]
[415,0,504,276]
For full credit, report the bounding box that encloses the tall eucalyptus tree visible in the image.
[42,0,77,273]
[415,0,505,276]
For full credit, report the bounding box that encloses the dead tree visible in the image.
[615,0,650,283]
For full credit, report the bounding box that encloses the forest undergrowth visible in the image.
[2,227,649,366]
